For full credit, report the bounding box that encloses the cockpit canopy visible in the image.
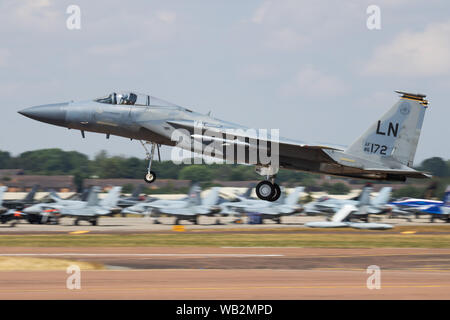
[94,92,178,107]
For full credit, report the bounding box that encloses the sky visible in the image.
[0,0,449,165]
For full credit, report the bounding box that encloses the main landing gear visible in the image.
[255,180,281,202]
[140,141,160,184]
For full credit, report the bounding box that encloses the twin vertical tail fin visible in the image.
[242,184,255,199]
[24,184,39,202]
[100,186,122,208]
[346,91,428,168]
[131,184,144,198]
[285,187,304,206]
[202,187,220,206]
[371,187,392,206]
[187,184,202,206]
[358,184,373,206]
[86,186,101,207]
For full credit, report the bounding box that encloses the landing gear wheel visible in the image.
[256,181,275,201]
[269,183,281,202]
[144,171,156,184]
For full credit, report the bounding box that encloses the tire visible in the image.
[144,171,156,184]
[255,181,275,201]
[269,183,281,202]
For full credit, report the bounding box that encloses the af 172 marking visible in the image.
[364,142,388,155]
[376,121,399,137]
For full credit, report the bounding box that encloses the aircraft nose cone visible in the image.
[18,103,68,126]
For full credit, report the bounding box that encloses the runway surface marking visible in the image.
[0,253,284,257]
[68,231,90,235]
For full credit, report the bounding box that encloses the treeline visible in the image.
[0,149,315,189]
[0,149,449,197]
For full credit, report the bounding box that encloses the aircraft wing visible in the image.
[347,222,393,230]
[159,208,198,216]
[60,208,110,217]
[363,167,431,179]
[166,120,344,154]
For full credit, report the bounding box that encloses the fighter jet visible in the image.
[222,187,304,223]
[19,90,431,201]
[58,186,122,225]
[304,186,392,217]
[219,184,258,215]
[388,186,450,222]
[419,188,450,222]
[0,187,20,225]
[304,204,393,230]
[122,186,221,224]
[2,185,39,210]
[23,186,122,225]
[122,184,201,215]
[116,184,149,208]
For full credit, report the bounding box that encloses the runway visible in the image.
[1,247,450,299]
[1,216,450,235]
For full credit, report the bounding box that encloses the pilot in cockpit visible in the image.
[118,93,138,105]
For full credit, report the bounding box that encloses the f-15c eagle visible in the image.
[19,90,430,202]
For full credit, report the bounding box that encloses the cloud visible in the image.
[279,65,349,98]
[264,27,307,51]
[364,21,450,77]
[246,0,361,52]
[251,0,272,24]
[238,64,277,79]
[156,10,177,24]
[85,10,179,57]
[7,0,61,31]
[0,49,10,67]
[87,41,141,56]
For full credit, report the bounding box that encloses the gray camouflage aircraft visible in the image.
[303,186,392,216]
[304,204,393,230]
[122,185,221,224]
[56,186,122,225]
[221,187,304,224]
[19,90,430,202]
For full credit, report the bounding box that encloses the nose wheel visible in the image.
[140,141,160,184]
[256,181,281,202]
[144,171,156,184]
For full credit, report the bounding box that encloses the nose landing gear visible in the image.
[140,140,160,184]
[144,171,156,184]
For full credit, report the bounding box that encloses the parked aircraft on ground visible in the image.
[22,186,122,225]
[305,203,393,230]
[122,185,221,224]
[59,186,122,225]
[223,187,304,224]
[388,186,450,222]
[2,185,39,210]
[304,186,392,219]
